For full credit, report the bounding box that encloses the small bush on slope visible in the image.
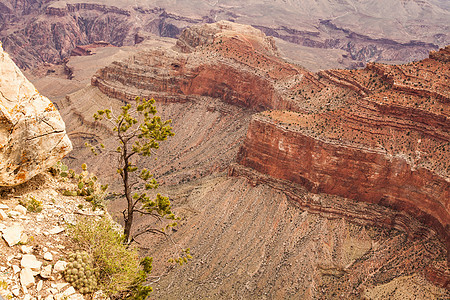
[68,216,152,299]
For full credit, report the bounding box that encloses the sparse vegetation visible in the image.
[67,216,152,298]
[84,96,192,296]
[62,163,107,210]
[89,96,176,243]
[19,196,43,213]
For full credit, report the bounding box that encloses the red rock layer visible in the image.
[91,22,450,267]
[236,47,450,264]
[70,41,113,56]
[90,21,312,112]
[237,115,449,247]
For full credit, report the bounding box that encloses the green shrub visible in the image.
[63,164,108,210]
[19,196,43,213]
[50,161,73,178]
[67,216,152,298]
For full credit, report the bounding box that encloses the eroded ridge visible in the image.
[88,23,449,267]
[236,46,450,264]
[91,21,315,112]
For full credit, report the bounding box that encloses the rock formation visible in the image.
[0,42,72,186]
[1,0,449,70]
[236,46,450,262]
[70,41,113,57]
[60,21,449,294]
[90,21,306,111]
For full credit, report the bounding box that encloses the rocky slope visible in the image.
[1,0,449,71]
[58,21,450,297]
[0,171,110,300]
[140,174,450,299]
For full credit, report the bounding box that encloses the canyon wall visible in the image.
[59,21,450,291]
[2,0,449,70]
[86,24,450,262]
[90,21,307,111]
[236,47,450,262]
[237,115,449,247]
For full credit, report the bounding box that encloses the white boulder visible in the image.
[41,265,53,279]
[20,267,35,288]
[2,224,24,246]
[53,260,67,273]
[21,254,42,271]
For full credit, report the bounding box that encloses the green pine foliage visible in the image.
[85,97,192,298]
[90,96,176,242]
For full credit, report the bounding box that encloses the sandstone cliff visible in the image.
[0,42,72,186]
[90,21,316,112]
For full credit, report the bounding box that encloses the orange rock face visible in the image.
[91,21,309,111]
[237,115,449,249]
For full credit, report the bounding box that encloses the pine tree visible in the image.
[90,96,176,243]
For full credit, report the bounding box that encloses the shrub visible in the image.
[64,250,98,294]
[62,164,108,210]
[67,216,152,298]
[19,196,43,213]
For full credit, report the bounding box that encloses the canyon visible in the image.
[48,20,449,298]
[1,0,449,72]
[236,48,450,261]
[0,0,448,294]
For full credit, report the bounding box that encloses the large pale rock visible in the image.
[21,245,33,254]
[14,205,27,215]
[53,260,67,273]
[44,252,53,261]
[0,42,72,186]
[21,254,42,271]
[40,265,52,278]
[20,267,35,288]
[2,224,24,246]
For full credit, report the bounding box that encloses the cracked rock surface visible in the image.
[0,42,72,186]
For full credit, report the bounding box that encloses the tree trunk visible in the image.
[122,143,133,243]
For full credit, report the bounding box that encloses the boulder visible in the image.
[44,252,53,261]
[14,205,27,215]
[40,265,52,279]
[20,245,33,254]
[0,42,72,186]
[20,267,35,288]
[21,254,42,271]
[2,225,24,246]
[53,260,67,273]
